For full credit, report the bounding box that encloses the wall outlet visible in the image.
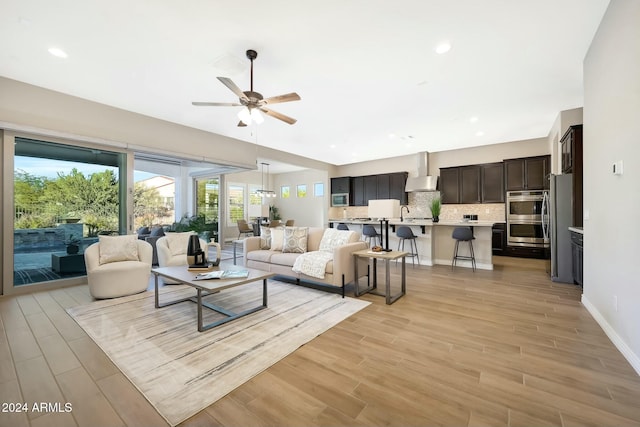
[485,208,490,214]
[614,295,618,312]
[453,208,458,213]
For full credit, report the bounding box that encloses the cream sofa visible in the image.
[243,227,368,296]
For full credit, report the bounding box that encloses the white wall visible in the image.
[582,0,640,373]
[335,137,550,179]
[429,137,549,172]
[272,169,329,227]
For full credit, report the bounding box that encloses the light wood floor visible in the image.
[2,257,640,427]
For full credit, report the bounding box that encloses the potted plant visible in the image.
[65,234,82,254]
[430,197,441,223]
[269,205,281,221]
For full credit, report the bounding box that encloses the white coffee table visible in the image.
[151,264,275,332]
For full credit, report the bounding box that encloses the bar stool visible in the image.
[336,223,349,230]
[362,225,381,247]
[396,226,419,266]
[452,227,476,271]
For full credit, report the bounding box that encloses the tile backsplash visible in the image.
[328,191,506,222]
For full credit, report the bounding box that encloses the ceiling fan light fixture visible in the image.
[251,108,264,124]
[237,120,247,127]
[238,107,252,124]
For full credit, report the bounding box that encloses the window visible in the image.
[314,182,324,197]
[281,186,290,198]
[228,184,245,225]
[248,184,265,219]
[297,184,307,198]
[134,175,176,228]
[195,177,219,224]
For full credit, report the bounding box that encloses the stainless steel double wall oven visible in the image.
[506,190,549,248]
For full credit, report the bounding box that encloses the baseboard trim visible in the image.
[582,295,640,376]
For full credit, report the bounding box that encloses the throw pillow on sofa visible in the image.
[270,228,285,251]
[283,227,308,253]
[319,228,355,252]
[260,226,272,249]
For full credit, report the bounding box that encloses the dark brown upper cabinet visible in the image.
[330,177,350,194]
[350,172,408,206]
[481,162,505,203]
[440,162,504,204]
[377,174,390,199]
[561,125,583,227]
[439,167,461,204]
[352,176,365,206]
[459,165,482,204]
[504,155,550,191]
[561,125,582,174]
[389,172,409,205]
[364,175,378,202]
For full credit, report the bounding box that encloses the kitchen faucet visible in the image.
[400,205,410,222]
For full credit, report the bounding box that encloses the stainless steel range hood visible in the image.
[405,152,438,192]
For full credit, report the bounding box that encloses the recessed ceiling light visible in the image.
[48,47,68,58]
[470,116,479,123]
[329,144,336,149]
[476,131,484,137]
[435,42,451,54]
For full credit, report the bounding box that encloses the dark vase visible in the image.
[187,235,205,266]
[66,244,79,254]
[432,216,440,223]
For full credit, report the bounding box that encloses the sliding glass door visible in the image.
[12,137,126,287]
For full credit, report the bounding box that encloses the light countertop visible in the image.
[329,219,499,227]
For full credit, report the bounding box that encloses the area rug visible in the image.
[67,280,369,426]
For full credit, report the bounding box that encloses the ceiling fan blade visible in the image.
[262,92,301,105]
[259,107,297,125]
[192,101,242,107]
[217,77,249,102]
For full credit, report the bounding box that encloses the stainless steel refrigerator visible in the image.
[543,174,573,283]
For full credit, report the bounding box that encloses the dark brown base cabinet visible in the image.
[504,245,549,259]
[492,223,506,255]
[571,231,583,286]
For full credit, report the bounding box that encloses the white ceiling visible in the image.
[0,0,610,167]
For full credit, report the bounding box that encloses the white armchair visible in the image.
[156,233,221,283]
[84,237,153,299]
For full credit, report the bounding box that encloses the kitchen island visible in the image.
[329,219,497,270]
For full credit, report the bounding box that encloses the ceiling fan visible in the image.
[192,49,301,126]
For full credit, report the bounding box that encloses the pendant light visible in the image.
[255,162,276,198]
